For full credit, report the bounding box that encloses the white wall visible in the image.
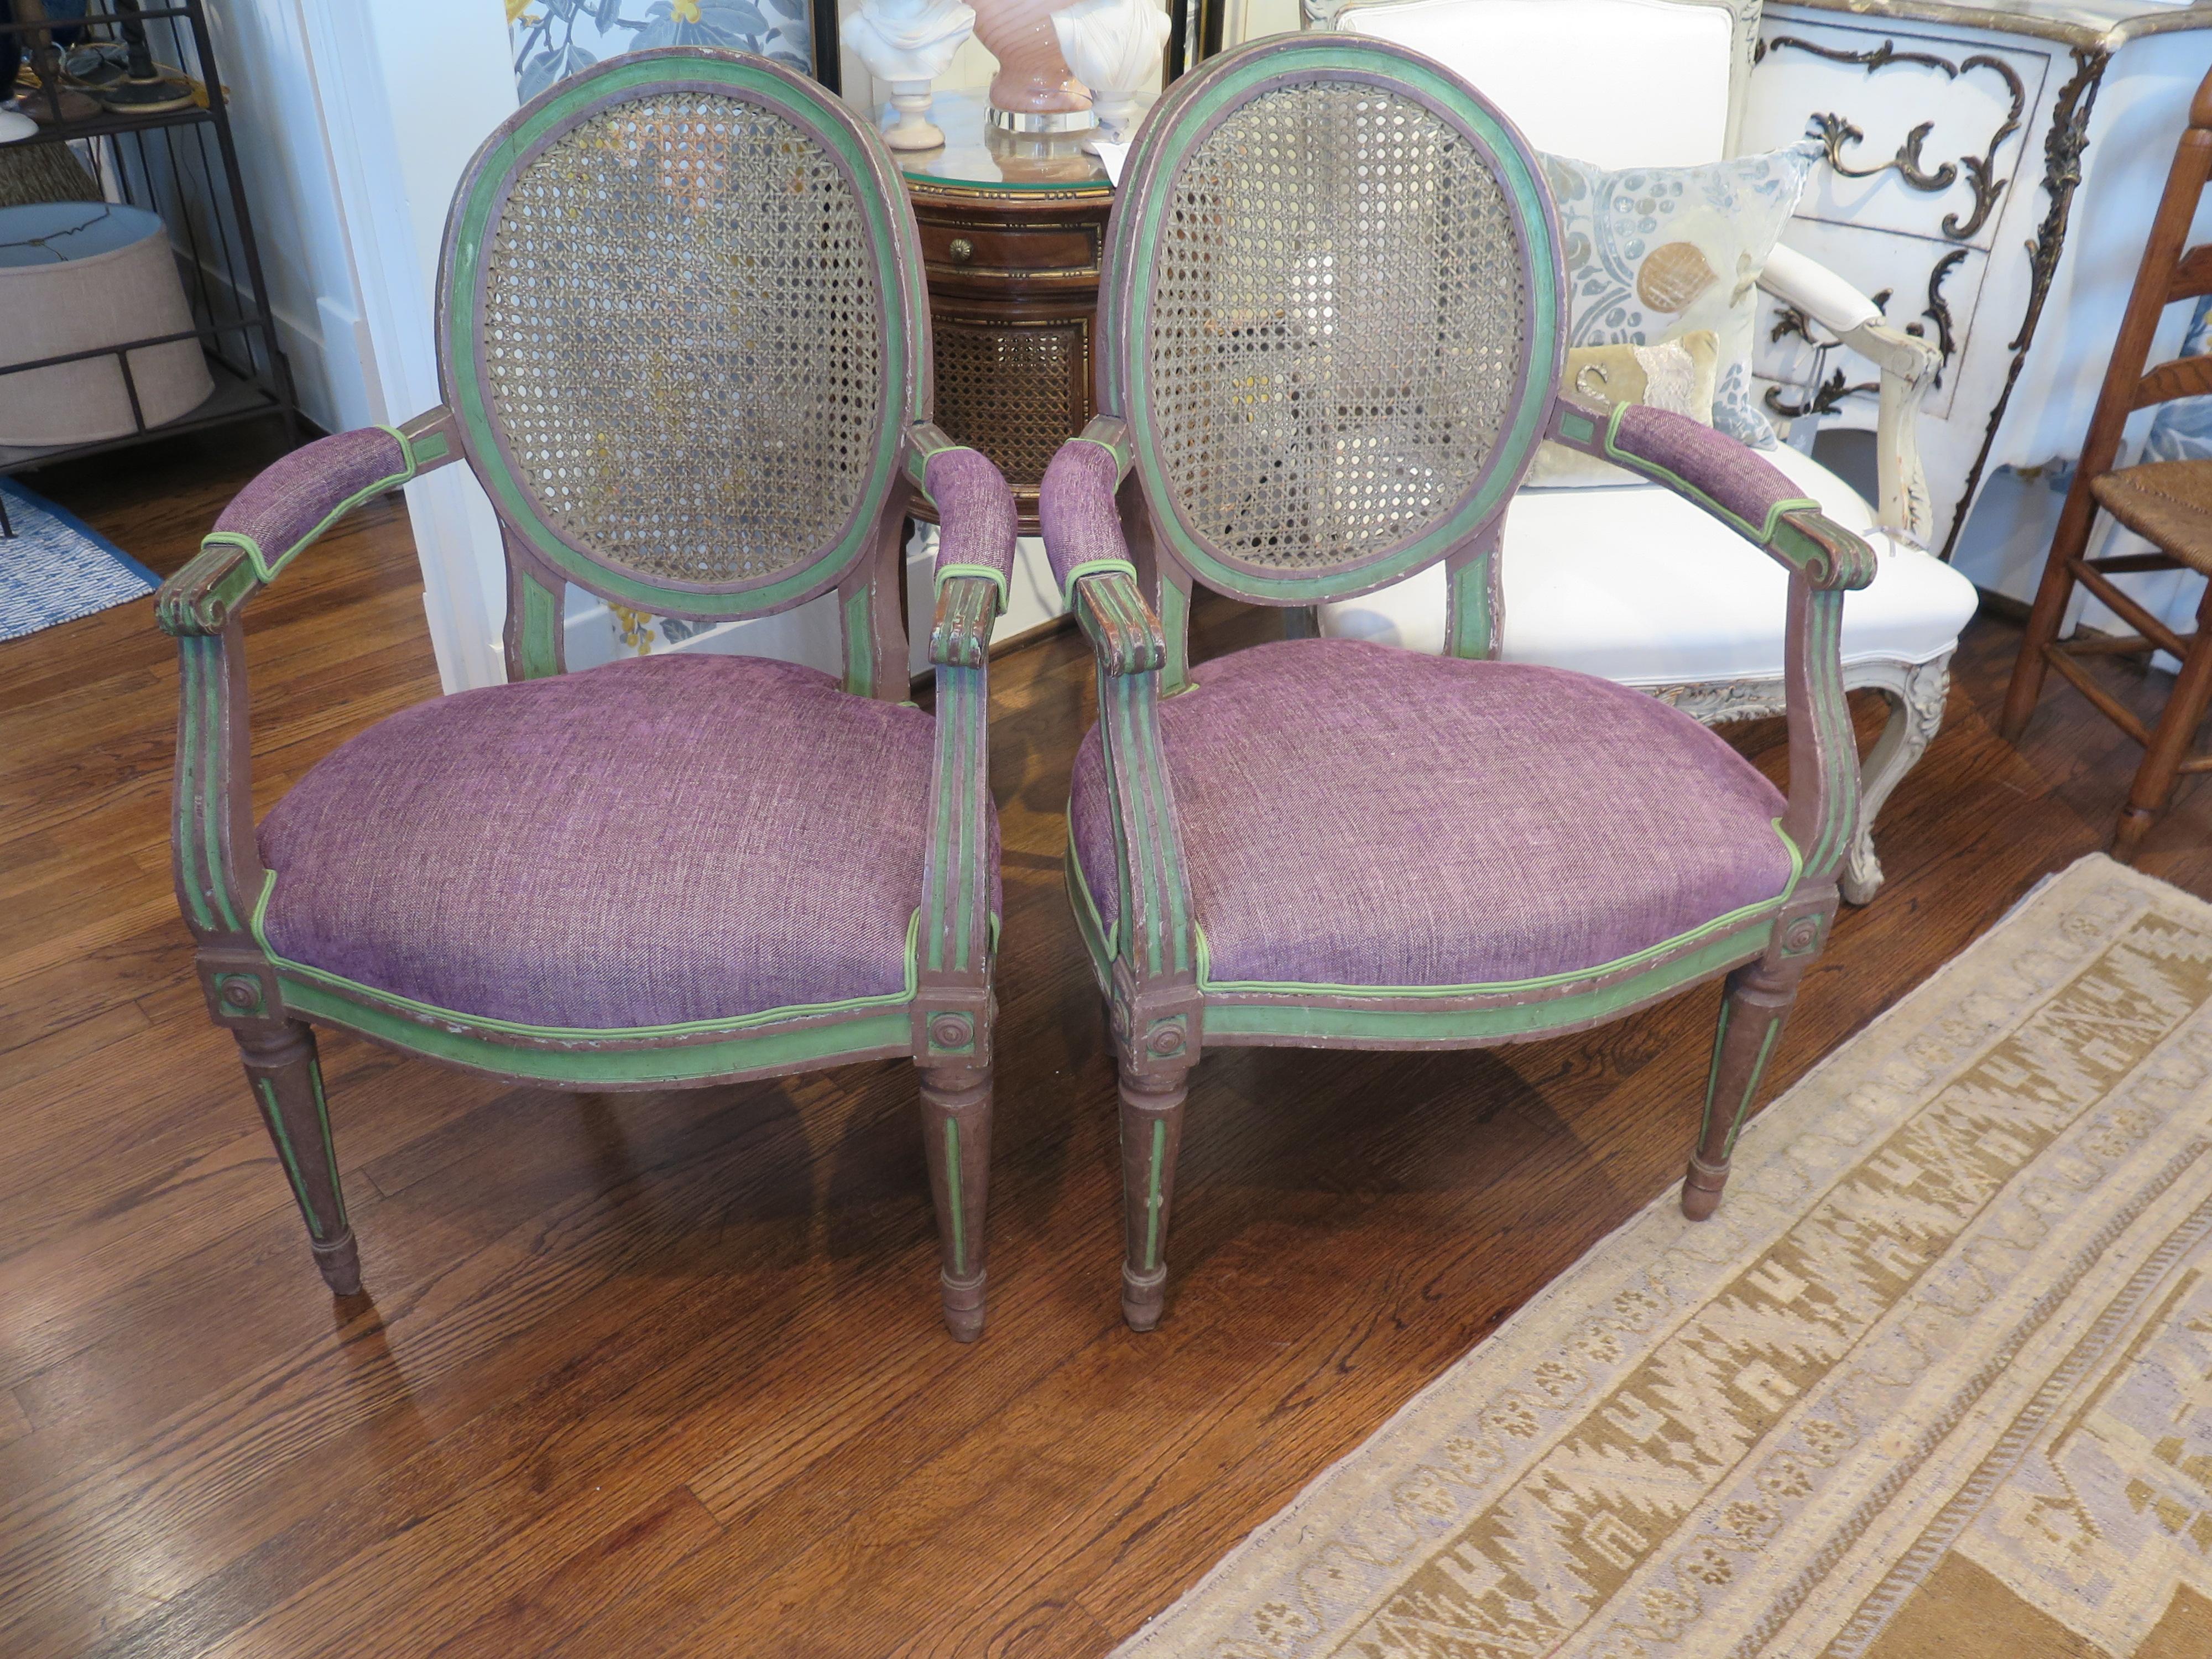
[292,0,518,692]
[202,0,378,434]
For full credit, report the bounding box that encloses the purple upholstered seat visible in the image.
[1069,639,1793,989]
[259,654,997,1030]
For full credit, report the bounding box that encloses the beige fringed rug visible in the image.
[1117,855,2212,1659]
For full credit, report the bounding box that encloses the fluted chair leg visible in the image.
[234,1019,359,1294]
[1118,1063,1188,1332]
[1683,958,1807,1221]
[920,1063,992,1341]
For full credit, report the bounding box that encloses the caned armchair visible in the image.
[156,51,1016,1339]
[1042,34,1871,1329]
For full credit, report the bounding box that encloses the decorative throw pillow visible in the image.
[1542,139,1823,450]
[1525,332,1718,487]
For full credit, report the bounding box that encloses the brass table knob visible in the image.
[948,237,973,264]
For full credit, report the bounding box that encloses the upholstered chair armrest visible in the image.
[901,426,1016,1034]
[161,410,459,958]
[907,426,1018,669]
[158,411,460,637]
[1041,424,1165,675]
[1550,398,1870,887]
[1548,401,1877,591]
[1039,427,1194,1024]
[1758,244,1940,544]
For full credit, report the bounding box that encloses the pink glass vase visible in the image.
[972,0,1092,119]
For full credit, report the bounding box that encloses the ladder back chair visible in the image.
[156,50,1018,1340]
[2001,66,2212,863]
[1040,34,1875,1330]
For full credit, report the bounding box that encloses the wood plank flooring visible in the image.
[4,426,2209,1657]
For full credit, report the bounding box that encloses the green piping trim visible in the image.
[1061,556,1139,611]
[1066,822,1116,985]
[946,1118,967,1275]
[254,1077,325,1238]
[201,424,415,584]
[934,562,1009,604]
[1205,924,1770,1042]
[279,982,912,1086]
[1197,821,1799,997]
[1142,1115,1165,1269]
[1725,1017,1783,1157]
[843,586,874,698]
[1071,431,1134,477]
[253,872,920,1039]
[1119,43,1560,604]
[444,58,909,619]
[1062,810,1798,1016]
[1599,403,1818,547]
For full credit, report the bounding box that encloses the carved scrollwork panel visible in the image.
[1759,34,2027,243]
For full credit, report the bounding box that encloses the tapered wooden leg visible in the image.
[2114,585,2212,864]
[1118,1063,1187,1332]
[1683,959,1805,1221]
[920,1063,991,1341]
[235,1019,358,1293]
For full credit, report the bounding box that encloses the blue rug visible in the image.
[0,477,159,643]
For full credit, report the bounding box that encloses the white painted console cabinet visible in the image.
[1744,0,2212,583]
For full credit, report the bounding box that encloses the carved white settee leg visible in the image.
[1652,653,1950,910]
[1840,654,1951,906]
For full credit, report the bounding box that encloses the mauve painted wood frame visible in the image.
[157,52,1008,1339]
[1056,35,1867,1330]
[436,49,935,625]
[1098,36,1566,613]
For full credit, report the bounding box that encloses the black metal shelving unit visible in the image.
[1,0,300,536]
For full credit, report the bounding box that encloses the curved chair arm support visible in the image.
[906,430,1016,1057]
[908,425,1020,665]
[1759,244,1939,544]
[162,411,461,972]
[1548,401,1878,589]
[160,413,458,637]
[1550,399,1869,885]
[1040,436,1198,1060]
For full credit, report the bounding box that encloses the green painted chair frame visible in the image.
[1039,35,1876,1329]
[155,51,1017,1339]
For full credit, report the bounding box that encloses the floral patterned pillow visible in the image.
[1542,140,1824,450]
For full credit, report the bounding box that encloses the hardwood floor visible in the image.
[5,426,2210,1658]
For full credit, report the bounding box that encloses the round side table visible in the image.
[891,91,1115,534]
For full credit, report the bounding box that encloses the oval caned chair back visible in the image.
[1103,36,1563,604]
[438,50,929,620]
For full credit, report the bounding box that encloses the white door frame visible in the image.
[291,0,518,691]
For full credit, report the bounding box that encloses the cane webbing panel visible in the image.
[933,319,1085,492]
[1147,81,1528,573]
[481,91,886,587]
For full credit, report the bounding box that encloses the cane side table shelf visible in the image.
[891,91,1116,531]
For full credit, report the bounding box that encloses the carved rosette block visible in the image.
[973,0,1094,124]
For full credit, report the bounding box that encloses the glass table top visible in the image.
[886,90,1117,192]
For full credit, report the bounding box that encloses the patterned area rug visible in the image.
[1118,855,2212,1659]
[0,477,156,643]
